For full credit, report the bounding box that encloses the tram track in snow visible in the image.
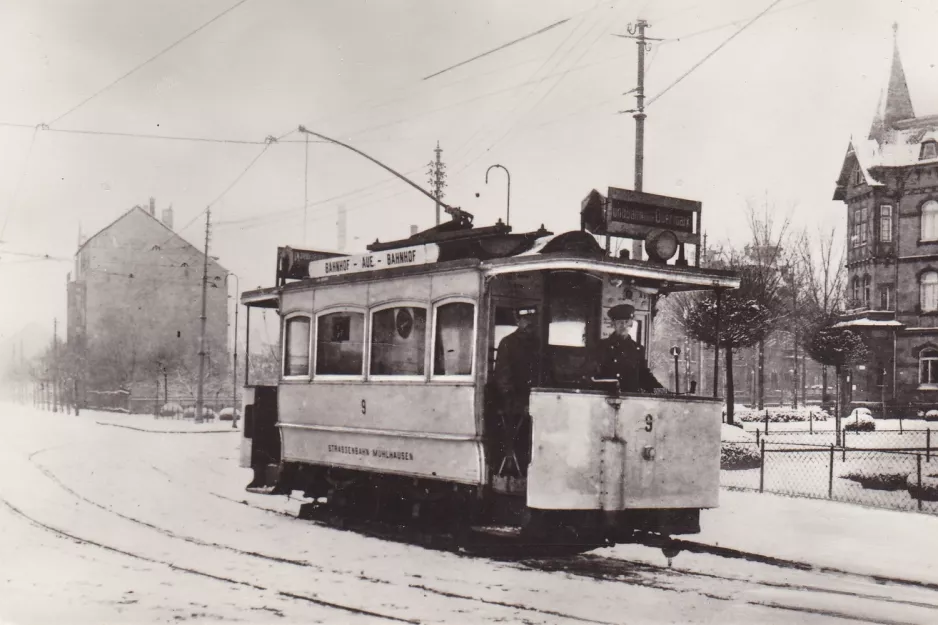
[17,448,620,625]
[31,437,933,625]
[201,483,938,624]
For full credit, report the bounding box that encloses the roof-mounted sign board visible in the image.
[581,187,701,246]
[277,246,346,282]
[308,243,440,278]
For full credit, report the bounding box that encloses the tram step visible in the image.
[471,525,522,538]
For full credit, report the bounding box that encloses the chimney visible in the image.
[161,207,174,230]
[410,224,418,236]
[149,197,156,216]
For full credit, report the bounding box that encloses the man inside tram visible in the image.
[593,304,668,395]
[492,307,540,475]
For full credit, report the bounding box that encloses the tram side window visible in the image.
[433,302,475,376]
[316,311,365,376]
[283,317,311,377]
[371,306,427,376]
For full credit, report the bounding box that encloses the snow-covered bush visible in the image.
[926,410,938,422]
[735,407,830,423]
[840,468,908,490]
[721,443,761,470]
[844,408,875,432]
[182,406,196,419]
[160,402,183,417]
[218,407,240,421]
[907,473,938,501]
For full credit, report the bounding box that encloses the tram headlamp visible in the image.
[644,229,679,263]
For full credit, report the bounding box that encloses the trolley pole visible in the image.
[195,208,211,423]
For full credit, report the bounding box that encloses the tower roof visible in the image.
[869,24,915,142]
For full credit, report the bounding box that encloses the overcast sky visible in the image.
[1,0,936,346]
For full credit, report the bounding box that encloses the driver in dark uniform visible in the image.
[492,307,540,475]
[594,304,667,395]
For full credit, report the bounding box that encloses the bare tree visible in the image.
[744,198,796,410]
[797,225,846,408]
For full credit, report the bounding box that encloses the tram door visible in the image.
[485,272,544,490]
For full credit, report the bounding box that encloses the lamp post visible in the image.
[225,272,240,429]
[485,164,511,227]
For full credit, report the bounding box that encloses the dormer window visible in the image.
[853,165,864,186]
[921,140,938,161]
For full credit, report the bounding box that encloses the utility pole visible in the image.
[618,20,661,259]
[195,208,211,423]
[427,142,447,226]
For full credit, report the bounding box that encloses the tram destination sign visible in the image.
[308,243,440,278]
[581,187,701,245]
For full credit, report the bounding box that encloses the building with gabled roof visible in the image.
[67,198,229,405]
[833,26,938,415]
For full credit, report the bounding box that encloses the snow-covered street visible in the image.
[3,402,938,625]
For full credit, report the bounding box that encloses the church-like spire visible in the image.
[871,23,914,142]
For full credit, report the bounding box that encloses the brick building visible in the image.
[833,30,938,415]
[66,199,229,399]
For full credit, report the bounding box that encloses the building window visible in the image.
[853,165,864,186]
[315,311,365,376]
[921,141,938,161]
[852,276,860,305]
[922,272,938,312]
[370,306,427,376]
[920,349,938,386]
[863,275,871,307]
[880,205,893,242]
[879,285,892,310]
[922,200,938,241]
[432,301,475,377]
[283,316,311,377]
[852,206,868,247]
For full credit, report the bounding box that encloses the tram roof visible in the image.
[481,253,740,291]
[240,249,738,307]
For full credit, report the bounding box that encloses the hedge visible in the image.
[721,442,761,470]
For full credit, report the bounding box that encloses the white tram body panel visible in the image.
[273,265,487,485]
[278,383,483,484]
[527,390,722,511]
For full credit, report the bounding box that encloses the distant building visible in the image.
[66,198,229,400]
[833,27,938,415]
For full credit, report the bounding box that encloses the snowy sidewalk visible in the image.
[19,403,240,434]
[694,488,938,585]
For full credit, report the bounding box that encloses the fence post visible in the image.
[917,454,923,512]
[809,411,813,434]
[764,409,769,435]
[842,425,847,462]
[899,416,904,434]
[928,429,931,463]
[759,440,765,493]
[756,429,761,445]
[74,379,79,416]
[828,444,834,499]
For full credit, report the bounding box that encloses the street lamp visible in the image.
[225,272,240,429]
[485,164,511,227]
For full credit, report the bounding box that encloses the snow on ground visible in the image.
[4,402,938,624]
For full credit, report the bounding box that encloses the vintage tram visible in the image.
[239,187,739,547]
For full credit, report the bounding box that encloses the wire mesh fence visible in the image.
[722,437,938,515]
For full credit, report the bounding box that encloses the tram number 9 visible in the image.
[361,399,367,415]
[644,414,653,432]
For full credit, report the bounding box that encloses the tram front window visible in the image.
[544,272,601,388]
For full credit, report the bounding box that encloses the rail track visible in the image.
[14,438,938,625]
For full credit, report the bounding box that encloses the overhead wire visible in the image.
[422,17,572,81]
[48,0,253,126]
[645,0,786,108]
